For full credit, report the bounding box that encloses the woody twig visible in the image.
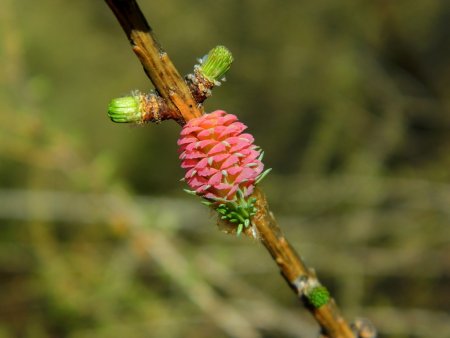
[104,1,376,337]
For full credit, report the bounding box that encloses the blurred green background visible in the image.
[1,0,449,337]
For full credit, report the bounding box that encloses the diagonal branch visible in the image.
[104,1,372,337]
[105,0,203,123]
[251,188,355,338]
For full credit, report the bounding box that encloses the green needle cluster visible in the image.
[198,46,234,82]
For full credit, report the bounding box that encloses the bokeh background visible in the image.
[1,0,449,337]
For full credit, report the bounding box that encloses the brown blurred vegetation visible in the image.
[0,0,449,337]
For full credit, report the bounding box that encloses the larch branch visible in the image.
[104,1,365,337]
[104,0,202,123]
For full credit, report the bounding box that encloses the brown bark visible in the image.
[104,1,361,337]
[105,0,203,124]
[250,188,355,338]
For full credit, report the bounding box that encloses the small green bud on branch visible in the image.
[198,46,233,83]
[108,94,141,123]
[305,285,330,308]
[108,91,178,124]
[186,46,234,103]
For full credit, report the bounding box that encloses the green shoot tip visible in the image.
[198,46,233,82]
[108,95,141,123]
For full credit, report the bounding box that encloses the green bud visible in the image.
[198,46,233,82]
[306,286,330,308]
[108,95,142,123]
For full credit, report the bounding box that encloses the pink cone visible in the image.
[178,110,264,201]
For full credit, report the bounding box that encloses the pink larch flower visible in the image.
[178,110,264,201]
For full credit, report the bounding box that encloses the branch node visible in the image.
[351,318,377,338]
